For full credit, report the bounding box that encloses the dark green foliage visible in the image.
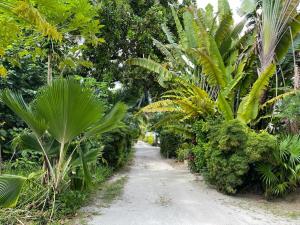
[257,135,300,197]
[0,48,46,158]
[102,114,140,170]
[204,120,250,194]
[190,119,278,195]
[176,143,191,162]
[160,131,182,158]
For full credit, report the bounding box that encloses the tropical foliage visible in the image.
[1,0,300,223]
[130,0,300,197]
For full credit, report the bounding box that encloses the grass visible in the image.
[100,176,128,206]
[0,160,113,225]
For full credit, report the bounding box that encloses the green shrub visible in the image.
[144,134,155,145]
[188,145,206,173]
[257,135,300,198]
[102,114,140,170]
[176,143,191,162]
[191,119,278,195]
[188,120,210,173]
[160,131,182,158]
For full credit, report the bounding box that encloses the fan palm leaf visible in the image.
[0,175,26,208]
[34,78,103,144]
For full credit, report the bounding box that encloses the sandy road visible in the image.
[83,141,298,225]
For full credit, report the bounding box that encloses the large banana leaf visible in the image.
[0,175,26,208]
[127,58,173,87]
[237,64,276,124]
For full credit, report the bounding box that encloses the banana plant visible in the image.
[128,1,254,123]
[129,1,300,125]
[0,78,127,194]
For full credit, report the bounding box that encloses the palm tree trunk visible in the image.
[47,52,52,85]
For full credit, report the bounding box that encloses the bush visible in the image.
[144,134,155,145]
[188,145,206,173]
[176,143,191,162]
[159,131,182,158]
[257,135,300,198]
[191,119,277,195]
[188,120,211,173]
[102,114,140,170]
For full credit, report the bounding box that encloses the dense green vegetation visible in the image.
[131,0,300,198]
[1,0,300,224]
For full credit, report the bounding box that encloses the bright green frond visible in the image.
[0,175,26,208]
[127,58,173,87]
[34,78,103,143]
[0,89,46,136]
[85,102,127,137]
[237,64,276,124]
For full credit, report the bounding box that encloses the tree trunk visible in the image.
[288,64,300,134]
[47,52,53,85]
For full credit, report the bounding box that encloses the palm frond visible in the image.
[127,58,173,87]
[237,64,276,123]
[34,78,103,144]
[85,102,127,138]
[0,175,26,208]
[0,89,46,136]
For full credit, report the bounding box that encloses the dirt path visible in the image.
[80,141,299,225]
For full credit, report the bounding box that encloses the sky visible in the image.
[195,0,243,23]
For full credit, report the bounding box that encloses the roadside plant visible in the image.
[257,135,300,197]
[0,78,127,210]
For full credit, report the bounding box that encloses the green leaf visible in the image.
[0,89,46,136]
[0,175,26,208]
[237,64,276,124]
[34,78,103,144]
[85,102,127,138]
[127,58,173,87]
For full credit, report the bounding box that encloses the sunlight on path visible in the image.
[80,141,295,225]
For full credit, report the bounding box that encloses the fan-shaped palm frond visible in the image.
[259,0,300,71]
[85,102,128,137]
[0,90,46,137]
[34,79,103,144]
[1,78,127,192]
[0,175,26,208]
[257,164,278,186]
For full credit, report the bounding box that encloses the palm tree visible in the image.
[128,1,253,122]
[129,0,300,125]
[0,78,127,210]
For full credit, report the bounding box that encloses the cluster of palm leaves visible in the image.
[0,78,127,209]
[129,0,300,126]
[257,135,300,197]
[129,0,300,195]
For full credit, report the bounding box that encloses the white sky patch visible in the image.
[179,0,243,23]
